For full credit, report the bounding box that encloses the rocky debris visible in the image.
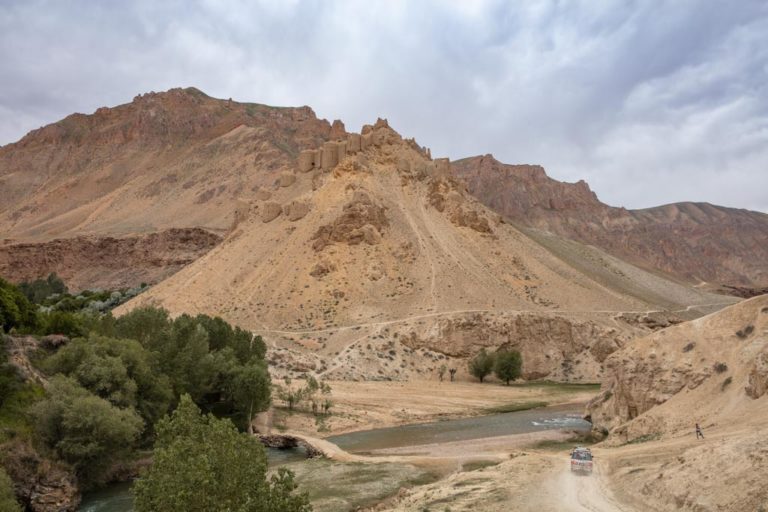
[311,192,388,251]
[428,177,492,234]
[285,201,311,222]
[1,441,80,512]
[261,202,283,223]
[278,172,296,187]
[617,311,684,331]
[309,259,336,278]
[39,334,69,350]
[718,285,768,298]
[254,188,272,201]
[0,228,222,292]
[256,434,324,458]
[746,346,768,399]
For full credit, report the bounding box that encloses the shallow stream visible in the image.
[78,403,589,511]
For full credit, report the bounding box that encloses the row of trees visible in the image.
[469,348,523,384]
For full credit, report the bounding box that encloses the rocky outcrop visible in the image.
[285,201,311,222]
[428,177,492,234]
[451,154,768,288]
[1,441,80,512]
[0,228,222,291]
[311,191,388,251]
[260,202,283,223]
[278,172,296,187]
[746,346,768,399]
[400,312,627,381]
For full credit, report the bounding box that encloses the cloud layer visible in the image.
[1,0,766,211]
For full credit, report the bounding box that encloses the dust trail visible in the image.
[542,461,630,512]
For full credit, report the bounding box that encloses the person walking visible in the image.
[695,423,704,439]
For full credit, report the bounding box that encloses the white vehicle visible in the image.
[570,447,593,474]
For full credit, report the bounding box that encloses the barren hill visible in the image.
[586,294,768,511]
[116,119,733,382]
[451,155,768,290]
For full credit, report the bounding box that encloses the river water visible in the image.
[78,404,589,511]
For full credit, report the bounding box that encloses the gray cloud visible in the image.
[1,0,766,211]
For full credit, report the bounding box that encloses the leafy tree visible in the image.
[0,467,22,512]
[30,376,144,485]
[18,273,68,304]
[132,395,311,512]
[438,364,447,382]
[38,310,85,337]
[45,336,173,427]
[449,368,457,381]
[229,362,271,433]
[494,350,523,385]
[468,349,494,383]
[0,278,38,332]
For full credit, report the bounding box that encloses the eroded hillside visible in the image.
[451,155,768,290]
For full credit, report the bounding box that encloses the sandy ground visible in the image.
[267,379,597,436]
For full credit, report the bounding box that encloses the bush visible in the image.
[0,278,38,332]
[468,349,494,383]
[132,395,311,512]
[18,273,68,304]
[682,342,695,353]
[30,376,144,486]
[735,325,754,339]
[494,350,522,385]
[0,467,22,512]
[721,376,733,391]
[38,310,85,338]
[713,362,728,374]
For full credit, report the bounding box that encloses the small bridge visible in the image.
[256,432,362,461]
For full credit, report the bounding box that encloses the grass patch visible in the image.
[626,433,661,445]
[460,460,500,472]
[0,382,45,443]
[509,381,601,392]
[483,400,548,414]
[533,431,602,451]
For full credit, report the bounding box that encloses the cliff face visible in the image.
[0,228,221,291]
[451,155,768,288]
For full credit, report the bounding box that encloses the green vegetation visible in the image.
[18,273,68,303]
[0,467,22,512]
[0,278,38,332]
[133,395,311,512]
[468,349,494,383]
[1,277,287,504]
[493,350,522,385]
[483,400,548,414]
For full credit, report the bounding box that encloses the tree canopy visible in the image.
[132,395,311,512]
[468,348,494,383]
[494,350,523,385]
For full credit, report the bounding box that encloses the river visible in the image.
[78,403,589,511]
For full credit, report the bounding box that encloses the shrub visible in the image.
[0,467,22,512]
[682,342,695,353]
[0,278,38,332]
[735,325,755,339]
[18,273,68,304]
[721,376,733,391]
[494,350,522,385]
[713,362,728,374]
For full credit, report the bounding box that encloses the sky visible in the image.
[1,0,767,212]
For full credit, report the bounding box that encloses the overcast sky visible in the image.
[1,1,766,212]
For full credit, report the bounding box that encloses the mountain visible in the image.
[586,294,768,511]
[451,155,768,290]
[114,117,733,382]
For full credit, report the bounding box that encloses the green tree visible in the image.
[468,349,494,383]
[30,376,144,485]
[0,467,21,512]
[38,310,85,337]
[45,336,173,428]
[229,362,271,434]
[494,350,522,385]
[0,278,38,332]
[132,395,311,512]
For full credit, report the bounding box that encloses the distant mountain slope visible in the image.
[451,155,768,289]
[0,87,336,241]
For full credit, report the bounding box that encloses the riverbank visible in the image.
[268,380,598,437]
